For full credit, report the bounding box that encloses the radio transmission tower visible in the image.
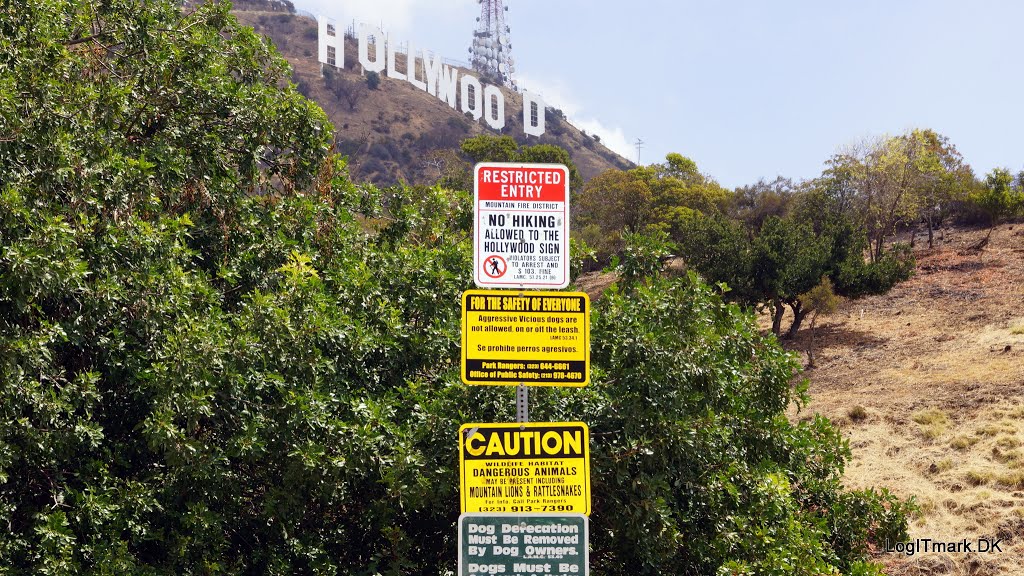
[469,0,517,90]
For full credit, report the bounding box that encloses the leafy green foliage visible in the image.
[586,275,912,575]
[671,211,756,303]
[671,176,914,337]
[569,237,598,278]
[800,276,840,367]
[616,229,672,289]
[823,130,977,258]
[458,135,583,191]
[575,169,654,259]
[460,134,520,164]
[575,154,729,263]
[801,277,840,320]
[0,1,910,573]
[729,177,798,232]
[752,217,831,312]
[904,129,973,247]
[969,168,1023,233]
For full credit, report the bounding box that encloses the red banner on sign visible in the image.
[475,165,567,202]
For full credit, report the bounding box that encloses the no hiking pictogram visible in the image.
[482,255,507,279]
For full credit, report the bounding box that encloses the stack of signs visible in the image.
[459,163,590,576]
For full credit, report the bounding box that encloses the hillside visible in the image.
[780,224,1024,575]
[232,7,633,186]
[574,224,1024,575]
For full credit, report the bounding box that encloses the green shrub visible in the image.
[848,405,868,422]
[365,70,380,90]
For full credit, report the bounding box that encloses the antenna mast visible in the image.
[469,0,517,90]
[635,138,645,165]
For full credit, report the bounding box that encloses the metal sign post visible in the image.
[516,384,529,423]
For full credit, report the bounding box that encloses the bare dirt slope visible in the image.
[782,224,1024,575]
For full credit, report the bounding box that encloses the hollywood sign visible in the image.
[317,16,546,137]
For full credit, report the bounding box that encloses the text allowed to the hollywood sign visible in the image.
[458,513,589,576]
[317,17,546,136]
[461,291,589,386]
[474,163,569,289]
[459,423,590,515]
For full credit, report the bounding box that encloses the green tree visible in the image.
[904,129,973,248]
[460,134,520,163]
[827,137,918,262]
[729,176,799,232]
[671,211,756,303]
[458,135,583,191]
[574,169,653,259]
[587,273,912,575]
[662,152,701,182]
[800,276,840,367]
[637,154,730,224]
[787,182,914,327]
[674,181,913,338]
[575,154,728,263]
[969,168,1023,245]
[616,229,672,289]
[752,216,832,337]
[827,130,973,258]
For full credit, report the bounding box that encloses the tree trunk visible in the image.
[926,214,934,249]
[807,314,818,368]
[771,296,784,337]
[786,300,807,340]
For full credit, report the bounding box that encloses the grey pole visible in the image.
[516,383,529,424]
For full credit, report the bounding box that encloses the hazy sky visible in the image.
[296,0,1024,188]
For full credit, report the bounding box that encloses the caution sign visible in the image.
[474,163,570,289]
[458,513,589,576]
[461,290,589,386]
[459,422,590,515]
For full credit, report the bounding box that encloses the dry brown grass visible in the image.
[913,408,951,440]
[781,224,1024,575]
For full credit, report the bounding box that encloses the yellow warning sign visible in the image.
[459,422,591,515]
[461,290,590,386]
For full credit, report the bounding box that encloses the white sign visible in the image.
[317,16,546,137]
[474,163,569,289]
